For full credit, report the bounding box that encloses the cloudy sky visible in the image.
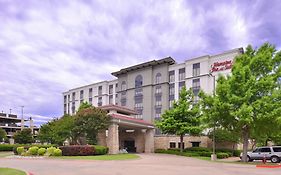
[0,0,280,125]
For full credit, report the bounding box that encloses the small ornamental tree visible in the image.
[13,128,33,144]
[156,86,202,152]
[0,128,7,142]
[74,106,111,145]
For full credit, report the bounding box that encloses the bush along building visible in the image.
[0,112,39,144]
[63,48,244,153]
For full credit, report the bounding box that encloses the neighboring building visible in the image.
[0,112,39,142]
[63,48,243,151]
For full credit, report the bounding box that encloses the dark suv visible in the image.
[241,146,281,163]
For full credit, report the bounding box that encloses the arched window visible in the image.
[155,73,162,84]
[121,81,126,91]
[135,75,143,88]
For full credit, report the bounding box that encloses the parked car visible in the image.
[240,146,281,163]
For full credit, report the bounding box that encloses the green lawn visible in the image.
[54,154,140,160]
[0,168,26,175]
[0,152,14,158]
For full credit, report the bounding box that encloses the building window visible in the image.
[155,107,161,119]
[98,86,102,96]
[155,85,162,95]
[80,99,83,104]
[109,85,113,94]
[80,90,84,99]
[192,78,200,102]
[121,91,126,106]
[178,142,185,149]
[179,68,185,81]
[64,95,67,103]
[89,88,93,97]
[155,73,162,84]
[68,95,70,102]
[64,104,67,114]
[71,102,75,114]
[170,142,176,149]
[169,71,175,82]
[191,142,200,147]
[155,96,162,107]
[89,98,92,105]
[121,81,126,91]
[109,95,113,104]
[179,81,185,94]
[135,75,143,88]
[98,97,102,106]
[169,83,175,108]
[193,63,200,77]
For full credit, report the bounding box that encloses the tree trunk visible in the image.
[180,134,184,153]
[242,126,249,162]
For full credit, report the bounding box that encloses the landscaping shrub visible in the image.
[93,145,108,155]
[13,144,57,155]
[16,147,25,155]
[47,147,56,156]
[28,146,39,155]
[59,145,95,156]
[38,148,46,156]
[233,150,241,157]
[217,153,229,159]
[155,149,167,153]
[184,147,212,152]
[53,148,62,156]
[0,144,15,151]
[196,151,212,157]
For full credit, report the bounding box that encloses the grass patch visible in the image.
[0,152,14,158]
[0,168,26,175]
[54,154,139,160]
[193,156,211,161]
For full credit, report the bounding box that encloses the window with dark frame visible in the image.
[193,63,200,77]
[155,73,162,84]
[191,142,200,147]
[169,142,176,149]
[169,70,175,82]
[109,85,113,94]
[98,86,102,96]
[80,90,84,99]
[179,68,185,81]
[178,142,185,149]
[98,97,102,106]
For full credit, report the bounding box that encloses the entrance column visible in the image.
[145,128,155,153]
[108,123,119,154]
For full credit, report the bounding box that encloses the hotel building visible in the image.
[63,48,243,152]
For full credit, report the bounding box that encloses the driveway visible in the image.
[0,154,280,175]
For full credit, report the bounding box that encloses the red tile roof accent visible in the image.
[110,113,154,126]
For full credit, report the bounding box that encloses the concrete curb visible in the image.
[256,164,281,168]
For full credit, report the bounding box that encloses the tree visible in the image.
[208,128,240,151]
[38,114,77,145]
[0,128,7,142]
[13,128,33,144]
[201,43,281,162]
[74,106,111,145]
[156,87,202,152]
[78,101,92,112]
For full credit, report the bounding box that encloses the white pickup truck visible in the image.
[240,146,281,163]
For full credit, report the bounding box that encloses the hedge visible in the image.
[217,153,229,159]
[184,147,212,152]
[93,145,108,155]
[59,145,95,156]
[0,144,14,151]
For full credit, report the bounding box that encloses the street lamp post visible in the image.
[20,106,24,130]
[209,73,217,161]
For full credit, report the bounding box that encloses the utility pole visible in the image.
[209,72,217,161]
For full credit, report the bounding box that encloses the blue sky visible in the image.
[0,0,281,125]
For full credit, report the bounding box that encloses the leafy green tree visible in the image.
[0,128,7,142]
[38,115,77,145]
[13,128,33,144]
[78,101,92,112]
[201,43,281,162]
[74,107,111,145]
[156,87,202,152]
[208,128,240,150]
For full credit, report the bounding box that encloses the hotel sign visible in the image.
[210,60,233,72]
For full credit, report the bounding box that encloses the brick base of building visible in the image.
[154,135,212,150]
